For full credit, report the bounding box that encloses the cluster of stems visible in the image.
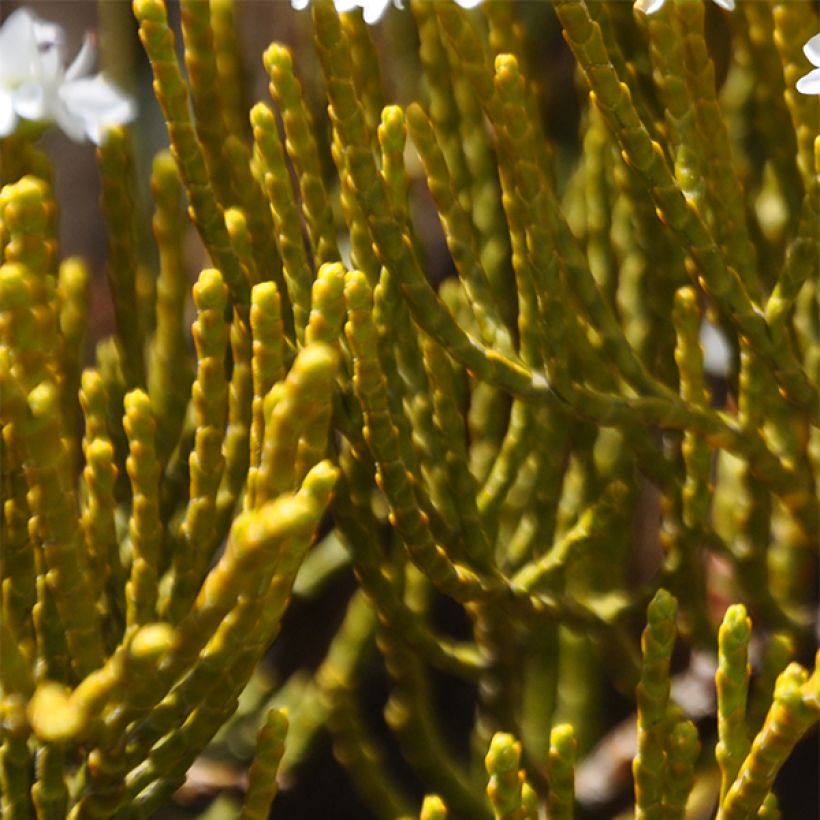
[0,0,817,818]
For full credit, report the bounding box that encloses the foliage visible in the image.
[1,1,818,818]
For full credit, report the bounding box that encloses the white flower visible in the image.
[700,319,732,378]
[0,8,135,143]
[634,0,734,15]
[796,33,820,95]
[289,0,403,24]
[291,0,482,25]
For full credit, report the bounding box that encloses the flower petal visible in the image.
[31,17,65,85]
[37,41,64,85]
[291,0,310,7]
[32,18,65,54]
[803,33,820,70]
[711,0,735,11]
[796,66,820,96]
[0,91,17,137]
[58,74,136,143]
[634,0,666,15]
[65,33,97,82]
[59,74,134,117]
[0,9,43,83]
[13,81,52,122]
[700,320,733,378]
[362,0,391,24]
[53,99,88,142]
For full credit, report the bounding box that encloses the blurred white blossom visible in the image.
[0,8,135,143]
[700,319,733,379]
[291,0,482,26]
[634,0,734,15]
[796,34,820,95]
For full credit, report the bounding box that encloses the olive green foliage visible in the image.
[0,1,818,818]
